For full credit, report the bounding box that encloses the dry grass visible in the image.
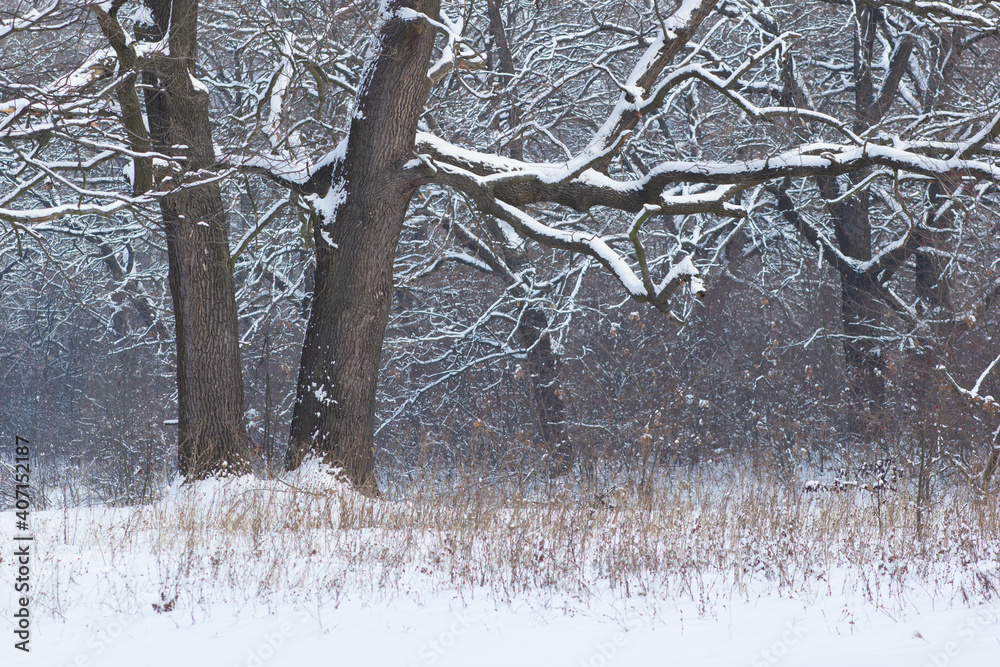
[23,461,1000,621]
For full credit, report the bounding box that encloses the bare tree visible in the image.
[4,0,999,492]
[1,0,250,478]
[237,0,1000,488]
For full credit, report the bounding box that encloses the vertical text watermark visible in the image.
[12,435,32,652]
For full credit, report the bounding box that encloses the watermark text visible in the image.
[12,435,32,652]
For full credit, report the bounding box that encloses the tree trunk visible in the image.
[486,0,570,471]
[142,0,249,478]
[285,0,441,492]
[485,0,522,161]
[840,269,888,421]
[813,159,888,440]
[915,182,954,322]
[811,3,895,443]
[516,308,570,469]
[915,26,963,329]
[832,187,888,435]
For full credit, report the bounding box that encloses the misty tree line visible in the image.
[1,0,999,498]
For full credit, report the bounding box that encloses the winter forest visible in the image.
[1,0,1000,664]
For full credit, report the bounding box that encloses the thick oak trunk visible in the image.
[914,182,954,320]
[840,268,888,424]
[286,0,441,492]
[815,160,888,440]
[811,3,898,442]
[143,0,249,478]
[516,309,570,470]
[486,0,569,471]
[841,4,887,436]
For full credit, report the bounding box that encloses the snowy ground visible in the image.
[2,465,998,666]
[3,591,998,667]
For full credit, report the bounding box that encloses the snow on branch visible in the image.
[0,198,137,225]
[259,31,298,153]
[422,9,485,85]
[0,0,64,41]
[583,0,716,166]
[414,132,1000,213]
[879,0,1000,29]
[423,159,704,314]
[0,28,167,142]
[225,137,348,195]
[409,116,999,314]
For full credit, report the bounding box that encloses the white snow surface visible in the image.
[0,2,59,39]
[188,71,209,95]
[228,137,346,188]
[5,592,997,667]
[2,464,997,666]
[310,177,348,227]
[125,5,155,28]
[122,159,135,187]
[262,32,296,151]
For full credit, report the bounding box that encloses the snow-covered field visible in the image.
[2,463,998,666]
[6,588,1000,667]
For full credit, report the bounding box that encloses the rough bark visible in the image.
[915,27,963,329]
[817,171,888,433]
[485,0,521,160]
[285,0,442,492]
[836,4,886,436]
[90,4,153,194]
[810,3,912,441]
[516,307,570,468]
[914,181,954,322]
[142,0,250,478]
[485,0,570,471]
[448,216,571,470]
